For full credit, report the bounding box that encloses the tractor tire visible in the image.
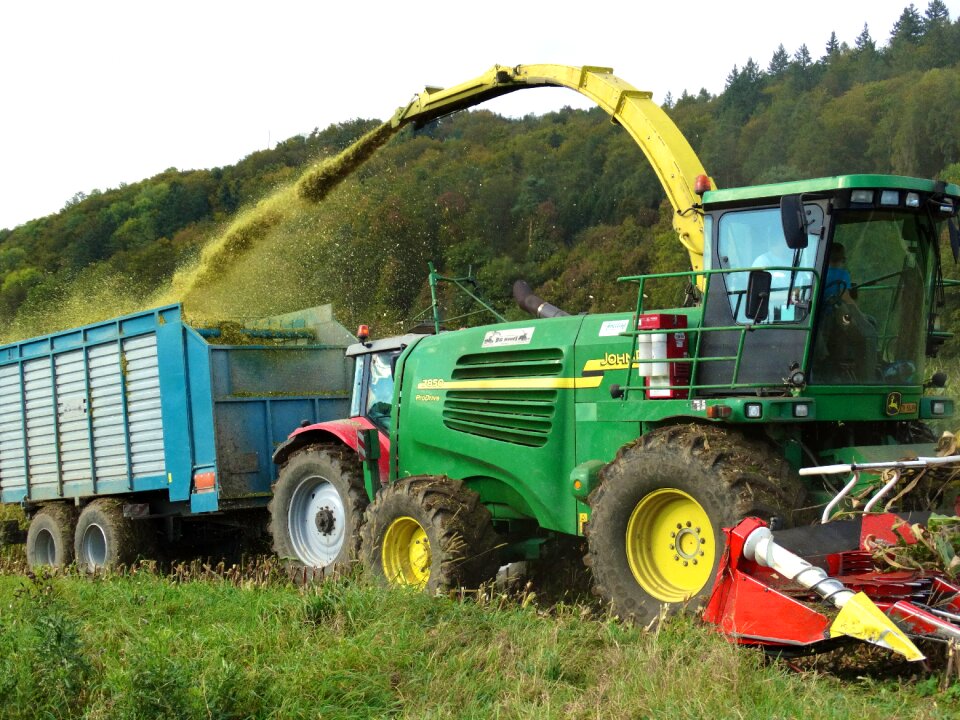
[74,498,155,572]
[360,476,500,594]
[26,503,77,570]
[269,444,367,580]
[585,423,805,624]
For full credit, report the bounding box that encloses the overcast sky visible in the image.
[0,0,951,231]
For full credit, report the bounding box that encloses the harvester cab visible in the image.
[688,178,960,396]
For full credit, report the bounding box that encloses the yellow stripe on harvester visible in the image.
[416,376,603,391]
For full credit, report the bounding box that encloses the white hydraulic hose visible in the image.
[742,526,854,608]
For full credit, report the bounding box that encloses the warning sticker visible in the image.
[482,327,535,348]
[599,319,630,337]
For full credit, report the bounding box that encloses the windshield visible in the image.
[811,210,934,385]
[717,207,821,323]
[365,351,397,430]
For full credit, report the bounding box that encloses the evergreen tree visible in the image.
[824,31,840,59]
[923,0,950,29]
[892,4,924,44]
[769,44,790,75]
[855,23,875,52]
[793,44,813,68]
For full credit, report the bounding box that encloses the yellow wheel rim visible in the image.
[382,516,431,588]
[625,488,715,603]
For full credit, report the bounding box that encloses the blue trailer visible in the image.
[0,304,355,569]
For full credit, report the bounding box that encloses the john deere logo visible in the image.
[885,392,902,416]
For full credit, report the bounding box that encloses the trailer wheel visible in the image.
[74,498,154,571]
[26,504,76,569]
[360,476,500,593]
[269,444,366,579]
[585,424,804,624]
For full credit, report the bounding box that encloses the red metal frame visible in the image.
[704,516,960,651]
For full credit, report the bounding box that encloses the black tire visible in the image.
[74,498,155,571]
[269,444,367,579]
[585,423,805,624]
[360,476,500,594]
[26,504,77,569]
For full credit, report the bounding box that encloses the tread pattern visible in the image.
[360,475,500,593]
[585,423,805,623]
[268,443,367,580]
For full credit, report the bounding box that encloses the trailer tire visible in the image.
[269,444,366,580]
[74,498,154,571]
[585,423,804,624]
[360,476,500,594]
[26,504,77,569]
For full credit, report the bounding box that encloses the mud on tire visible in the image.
[74,498,156,571]
[269,444,367,580]
[585,423,805,624]
[360,476,500,594]
[26,503,77,570]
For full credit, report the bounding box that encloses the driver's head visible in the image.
[830,242,846,266]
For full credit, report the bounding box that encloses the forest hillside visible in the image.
[3,2,960,345]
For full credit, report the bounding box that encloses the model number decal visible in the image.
[418,378,445,390]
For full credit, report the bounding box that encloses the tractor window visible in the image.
[811,211,932,385]
[365,351,397,431]
[716,208,820,323]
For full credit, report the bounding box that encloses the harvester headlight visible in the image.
[932,400,946,416]
[905,192,921,208]
[793,403,811,418]
[880,190,900,206]
[745,403,763,419]
[851,190,874,204]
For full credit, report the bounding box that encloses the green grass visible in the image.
[1,567,958,720]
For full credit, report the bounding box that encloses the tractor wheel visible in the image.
[269,444,367,579]
[360,476,500,593]
[26,504,77,570]
[74,498,155,572]
[585,423,804,624]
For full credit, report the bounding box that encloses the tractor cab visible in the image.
[346,328,413,433]
[692,176,960,400]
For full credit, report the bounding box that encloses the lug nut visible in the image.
[692,559,698,565]
[674,555,679,561]
[686,521,692,527]
[670,531,676,538]
[683,561,689,566]
[677,523,682,529]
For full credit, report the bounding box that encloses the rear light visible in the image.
[194,472,216,492]
[706,405,732,419]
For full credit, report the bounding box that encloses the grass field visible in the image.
[1,554,959,720]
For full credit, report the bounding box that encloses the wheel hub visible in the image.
[288,476,346,567]
[314,507,336,535]
[382,516,431,588]
[625,488,716,603]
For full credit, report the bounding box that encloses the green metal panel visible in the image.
[704,175,960,205]
[394,316,587,534]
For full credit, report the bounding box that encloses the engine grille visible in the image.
[442,348,561,447]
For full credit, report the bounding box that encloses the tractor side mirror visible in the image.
[780,195,809,250]
[745,270,772,322]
